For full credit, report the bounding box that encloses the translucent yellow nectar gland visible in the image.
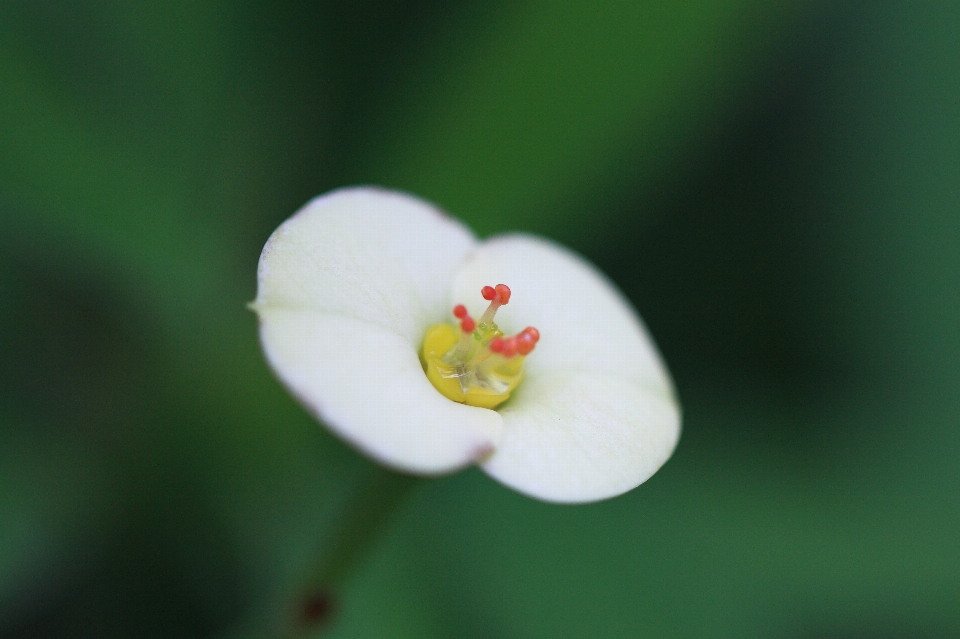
[422,284,540,410]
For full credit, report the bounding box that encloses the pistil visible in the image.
[422,284,539,409]
[451,304,477,358]
[478,284,512,326]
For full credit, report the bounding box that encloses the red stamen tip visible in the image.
[502,336,518,358]
[461,316,476,333]
[523,326,540,343]
[489,336,505,353]
[495,284,511,305]
[481,286,497,301]
[516,332,535,355]
[453,304,467,319]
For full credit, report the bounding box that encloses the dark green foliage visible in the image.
[1,1,958,637]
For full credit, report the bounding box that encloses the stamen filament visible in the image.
[479,300,500,325]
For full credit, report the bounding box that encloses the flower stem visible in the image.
[284,465,423,636]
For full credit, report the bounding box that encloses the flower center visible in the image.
[422,284,540,409]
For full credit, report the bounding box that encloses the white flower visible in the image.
[252,187,680,503]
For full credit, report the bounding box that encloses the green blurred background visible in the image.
[2,1,959,637]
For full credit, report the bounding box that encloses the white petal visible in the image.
[481,372,680,503]
[451,234,675,394]
[453,234,680,502]
[258,309,503,474]
[254,187,476,346]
